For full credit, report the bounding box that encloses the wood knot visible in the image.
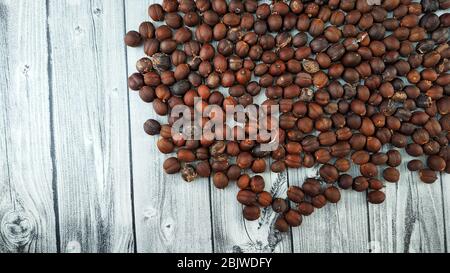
[1,210,36,247]
[93,8,102,16]
[66,241,82,253]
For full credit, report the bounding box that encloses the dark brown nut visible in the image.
[144,119,161,136]
[275,217,290,232]
[227,165,242,181]
[369,179,384,191]
[257,192,273,208]
[368,191,386,204]
[311,195,327,209]
[237,152,254,169]
[353,176,369,192]
[237,174,251,190]
[177,149,196,162]
[366,137,382,153]
[211,155,230,172]
[324,186,341,203]
[298,202,314,216]
[243,206,261,221]
[128,73,144,91]
[427,155,446,172]
[287,186,305,203]
[163,157,181,174]
[335,158,351,172]
[319,132,337,146]
[250,175,265,193]
[387,150,402,167]
[196,161,211,177]
[284,210,303,227]
[136,58,154,74]
[350,134,367,150]
[157,138,174,154]
[271,161,287,173]
[352,150,370,165]
[330,142,351,158]
[371,153,388,165]
[424,119,442,137]
[285,154,302,168]
[302,178,322,197]
[272,198,289,213]
[124,31,143,47]
[139,86,156,103]
[408,160,424,171]
[383,167,400,183]
[360,163,378,178]
[213,172,229,189]
[319,164,339,183]
[148,4,165,21]
[419,169,438,184]
[338,174,353,190]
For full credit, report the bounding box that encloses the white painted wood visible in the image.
[47,0,134,253]
[0,0,448,253]
[0,0,57,253]
[369,150,446,253]
[125,0,213,253]
[211,168,293,253]
[442,173,450,252]
[288,164,370,253]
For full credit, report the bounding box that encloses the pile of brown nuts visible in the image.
[125,0,450,232]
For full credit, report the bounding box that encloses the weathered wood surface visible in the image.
[125,0,213,253]
[0,0,449,253]
[47,0,134,253]
[0,0,57,253]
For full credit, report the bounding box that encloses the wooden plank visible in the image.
[47,0,134,253]
[369,149,446,253]
[289,164,370,253]
[442,173,450,253]
[211,167,293,253]
[0,0,57,253]
[125,0,213,253]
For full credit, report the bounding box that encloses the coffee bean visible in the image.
[324,186,341,203]
[287,186,305,203]
[126,0,450,233]
[124,31,143,47]
[285,210,303,227]
[128,73,144,91]
[163,157,181,174]
[144,119,161,136]
[419,169,438,184]
[275,217,290,232]
[383,167,400,183]
[298,202,315,216]
[272,198,289,213]
[243,206,261,221]
[212,172,228,189]
[368,191,386,204]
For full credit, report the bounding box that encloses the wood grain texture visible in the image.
[125,0,213,253]
[442,173,450,251]
[211,169,292,253]
[0,0,448,253]
[369,149,446,253]
[47,0,134,253]
[288,164,370,253]
[0,0,57,253]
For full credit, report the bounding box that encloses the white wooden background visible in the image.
[0,0,449,253]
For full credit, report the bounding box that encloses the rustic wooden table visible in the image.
[0,0,449,253]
